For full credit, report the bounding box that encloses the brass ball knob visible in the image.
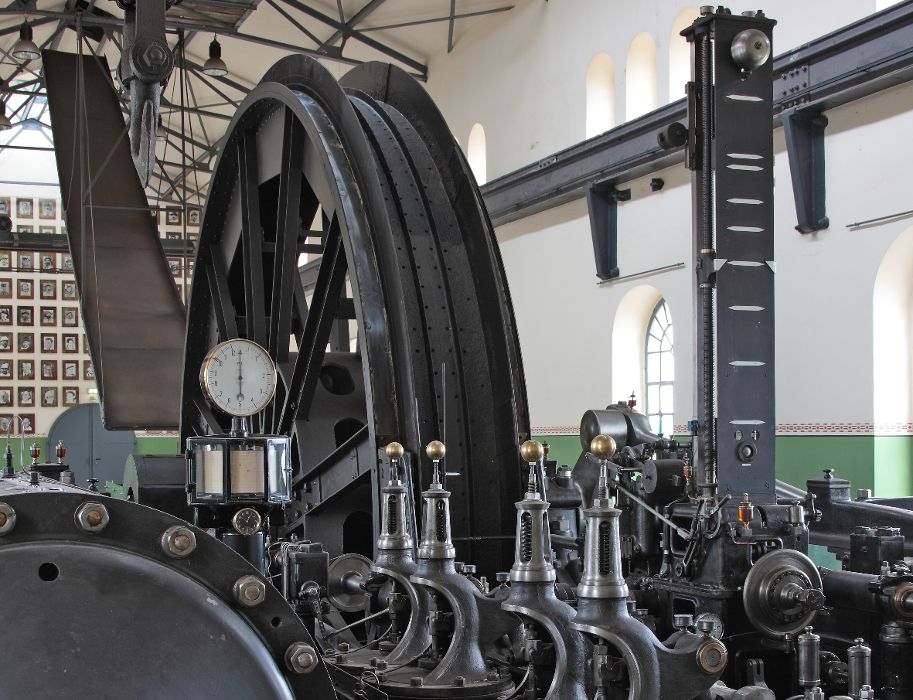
[589,434,617,460]
[426,440,446,461]
[519,439,544,463]
[385,442,404,460]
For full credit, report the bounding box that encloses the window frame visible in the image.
[644,299,674,435]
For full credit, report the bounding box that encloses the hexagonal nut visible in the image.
[285,642,319,674]
[161,525,197,558]
[75,501,109,533]
[0,501,16,536]
[233,574,266,608]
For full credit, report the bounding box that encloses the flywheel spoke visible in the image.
[277,218,347,435]
[238,129,267,347]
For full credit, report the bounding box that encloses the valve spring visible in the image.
[520,512,533,563]
[387,495,398,534]
[594,484,608,503]
[598,520,611,575]
[435,500,447,541]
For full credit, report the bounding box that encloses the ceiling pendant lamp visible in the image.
[202,36,228,78]
[13,21,40,63]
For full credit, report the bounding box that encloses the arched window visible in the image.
[669,8,698,101]
[585,53,615,138]
[645,299,674,435]
[467,123,486,185]
[626,32,658,121]
[873,225,913,435]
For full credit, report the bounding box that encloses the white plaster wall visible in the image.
[426,0,877,181]
[422,1,912,432]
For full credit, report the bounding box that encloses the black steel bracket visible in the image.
[586,183,630,280]
[783,108,829,233]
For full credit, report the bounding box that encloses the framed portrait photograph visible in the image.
[0,333,11,352]
[62,307,78,327]
[0,279,11,299]
[62,281,77,300]
[167,257,181,276]
[16,198,33,219]
[62,360,79,380]
[187,207,201,226]
[165,232,181,240]
[17,360,34,380]
[40,253,55,271]
[62,333,78,353]
[0,360,11,378]
[83,360,95,380]
[0,198,9,216]
[17,333,33,353]
[41,386,58,408]
[165,207,182,226]
[19,413,35,434]
[17,387,34,407]
[38,226,56,234]
[40,359,56,380]
[0,253,9,271]
[0,388,12,407]
[62,360,79,379]
[17,279,33,300]
[17,252,33,270]
[41,333,56,353]
[62,387,79,407]
[0,306,11,325]
[62,255,73,271]
[17,306,33,326]
[40,306,56,327]
[39,280,56,300]
[17,225,33,234]
[38,198,56,220]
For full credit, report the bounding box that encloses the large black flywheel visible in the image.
[181,56,528,575]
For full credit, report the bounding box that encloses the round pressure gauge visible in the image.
[200,339,277,417]
[231,507,263,536]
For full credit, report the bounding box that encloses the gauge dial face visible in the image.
[200,339,277,417]
[232,507,263,536]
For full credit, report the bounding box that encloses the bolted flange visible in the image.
[0,501,15,535]
[233,574,266,607]
[75,501,109,533]
[285,642,319,674]
[161,525,197,558]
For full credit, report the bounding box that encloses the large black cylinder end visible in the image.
[0,477,334,699]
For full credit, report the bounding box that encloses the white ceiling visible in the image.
[0,0,520,204]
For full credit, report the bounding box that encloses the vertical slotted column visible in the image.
[686,11,777,501]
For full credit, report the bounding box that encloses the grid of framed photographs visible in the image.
[153,202,199,303]
[0,193,97,435]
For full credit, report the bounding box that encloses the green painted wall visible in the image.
[535,434,582,469]
[874,435,913,496]
[135,436,180,456]
[776,436,875,491]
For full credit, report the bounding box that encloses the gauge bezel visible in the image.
[199,338,278,417]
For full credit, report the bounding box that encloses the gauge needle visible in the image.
[237,352,244,402]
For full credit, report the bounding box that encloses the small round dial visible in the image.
[200,339,277,417]
[231,507,263,536]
